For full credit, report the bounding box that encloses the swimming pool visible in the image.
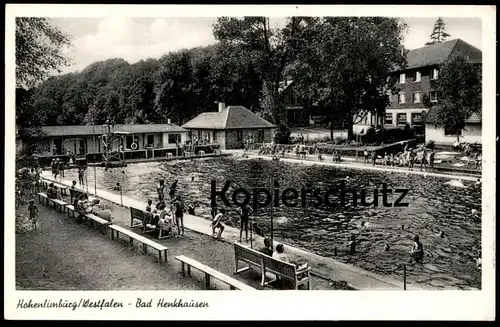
[64,157,482,289]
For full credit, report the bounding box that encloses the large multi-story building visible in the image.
[353,38,482,135]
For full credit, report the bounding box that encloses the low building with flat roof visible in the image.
[19,122,188,164]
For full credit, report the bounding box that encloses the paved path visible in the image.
[41,172,431,290]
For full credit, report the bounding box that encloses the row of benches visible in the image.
[37,191,169,264]
[130,205,311,289]
[37,178,310,290]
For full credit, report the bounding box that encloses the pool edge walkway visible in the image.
[40,172,433,291]
[228,151,479,181]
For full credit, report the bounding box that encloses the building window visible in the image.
[384,113,393,125]
[397,113,407,126]
[168,133,180,144]
[146,134,154,147]
[431,68,439,80]
[412,112,423,124]
[445,127,461,136]
[399,73,405,84]
[236,131,243,141]
[398,91,406,104]
[414,71,421,82]
[430,91,438,103]
[413,92,422,103]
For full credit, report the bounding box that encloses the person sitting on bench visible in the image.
[259,237,274,256]
[150,209,160,229]
[274,244,308,269]
[46,183,62,200]
[91,199,113,222]
[158,205,173,235]
[273,243,309,288]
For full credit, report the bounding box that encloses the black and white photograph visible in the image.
[5,4,495,321]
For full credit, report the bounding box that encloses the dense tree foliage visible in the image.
[16,17,72,89]
[431,54,482,142]
[24,16,412,143]
[15,18,72,165]
[287,17,408,139]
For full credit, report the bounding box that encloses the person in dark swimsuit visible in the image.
[78,166,85,187]
[239,204,253,243]
[410,235,424,263]
[157,180,165,202]
[172,196,185,237]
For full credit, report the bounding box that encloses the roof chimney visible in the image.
[218,102,225,113]
[167,118,171,124]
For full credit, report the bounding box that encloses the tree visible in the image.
[212,17,316,142]
[425,17,451,46]
[431,54,481,142]
[16,17,72,89]
[15,18,72,166]
[288,17,407,140]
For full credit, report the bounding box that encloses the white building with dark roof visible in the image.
[182,102,276,149]
[353,39,482,135]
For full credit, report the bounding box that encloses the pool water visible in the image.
[65,157,482,289]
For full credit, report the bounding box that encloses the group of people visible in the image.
[141,179,186,237]
[72,191,113,223]
[363,145,436,171]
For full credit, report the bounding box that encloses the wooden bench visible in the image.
[129,206,174,239]
[109,224,168,263]
[37,192,49,206]
[130,206,153,230]
[41,179,68,196]
[38,192,67,212]
[233,242,312,290]
[69,188,86,202]
[176,255,255,290]
[85,213,112,234]
[66,204,76,218]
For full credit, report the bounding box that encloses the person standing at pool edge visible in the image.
[169,180,178,199]
[157,180,165,202]
[78,166,85,187]
[173,195,185,237]
[239,204,253,243]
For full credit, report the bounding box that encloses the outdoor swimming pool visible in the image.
[65,157,482,289]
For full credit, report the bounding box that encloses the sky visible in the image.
[50,17,483,74]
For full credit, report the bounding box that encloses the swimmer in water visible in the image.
[384,243,390,251]
[436,230,445,238]
[345,234,356,254]
[409,235,424,263]
[476,251,482,270]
